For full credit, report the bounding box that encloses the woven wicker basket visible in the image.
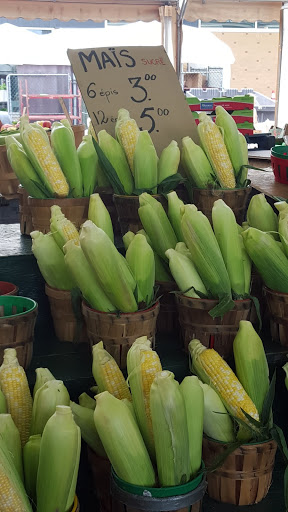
[113,194,167,236]
[28,196,89,233]
[191,186,251,224]
[0,145,19,199]
[18,185,33,235]
[264,286,288,345]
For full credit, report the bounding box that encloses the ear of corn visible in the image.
[198,113,236,189]
[189,339,259,433]
[126,233,155,305]
[36,406,81,512]
[239,235,252,294]
[63,240,115,312]
[175,241,193,261]
[6,137,47,198]
[247,194,278,238]
[94,391,156,486]
[275,201,288,214]
[20,115,69,198]
[238,132,249,182]
[181,136,215,188]
[212,199,246,297]
[50,205,80,250]
[33,368,55,398]
[31,380,70,435]
[92,342,132,401]
[51,122,83,197]
[199,382,235,442]
[122,398,137,422]
[167,191,185,242]
[165,248,207,298]
[78,392,96,409]
[0,349,33,447]
[115,109,139,174]
[23,434,41,504]
[88,193,114,243]
[180,376,203,477]
[0,386,7,413]
[31,231,75,290]
[158,140,180,183]
[277,210,288,257]
[242,227,288,293]
[134,131,158,193]
[150,371,191,486]
[80,221,137,312]
[215,106,244,177]
[77,134,99,196]
[98,130,134,195]
[0,436,32,512]
[0,414,23,480]
[127,337,162,459]
[123,231,135,251]
[233,320,270,415]
[70,401,106,457]
[137,228,173,282]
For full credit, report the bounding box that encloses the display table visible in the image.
[248,160,288,200]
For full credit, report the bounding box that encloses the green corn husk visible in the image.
[122,398,137,422]
[242,227,288,293]
[31,380,70,435]
[165,248,207,298]
[175,242,193,260]
[283,363,288,391]
[247,193,278,238]
[137,229,173,282]
[126,233,155,305]
[80,221,137,312]
[278,211,288,257]
[239,235,251,295]
[31,231,75,290]
[158,140,180,184]
[0,414,23,480]
[50,205,80,250]
[134,131,158,193]
[36,406,81,512]
[181,136,215,188]
[215,106,244,177]
[78,392,96,410]
[199,383,235,442]
[23,434,41,504]
[77,134,99,196]
[212,199,246,297]
[0,386,7,412]
[238,132,249,183]
[98,130,134,195]
[70,401,106,457]
[51,122,83,197]
[150,371,191,486]
[181,206,234,316]
[123,231,135,251]
[275,201,288,214]
[33,368,55,398]
[94,391,156,486]
[167,191,185,242]
[138,193,177,261]
[64,240,115,312]
[88,193,114,242]
[180,376,203,477]
[233,321,270,415]
[0,436,32,511]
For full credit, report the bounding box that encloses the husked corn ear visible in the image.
[150,371,191,486]
[80,221,137,312]
[242,227,288,293]
[115,109,139,173]
[189,339,259,428]
[158,140,180,183]
[20,115,69,198]
[0,414,23,480]
[0,437,32,512]
[94,391,156,486]
[127,337,162,459]
[199,382,235,442]
[165,248,207,298]
[31,380,70,435]
[181,136,215,188]
[23,435,41,504]
[180,376,203,477]
[134,131,158,193]
[98,130,134,195]
[233,321,269,415]
[78,392,96,409]
[88,193,114,242]
[247,193,278,238]
[198,113,236,189]
[212,199,246,297]
[215,106,244,177]
[126,233,155,305]
[51,122,83,197]
[167,191,184,242]
[70,401,106,457]
[31,231,75,290]
[77,134,99,196]
[64,240,115,312]
[0,349,33,447]
[33,367,55,398]
[50,205,80,250]
[123,231,135,251]
[92,342,132,401]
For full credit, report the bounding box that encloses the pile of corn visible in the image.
[6,115,100,198]
[0,348,80,511]
[72,321,270,487]
[31,194,156,312]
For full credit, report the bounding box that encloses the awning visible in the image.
[184,0,281,23]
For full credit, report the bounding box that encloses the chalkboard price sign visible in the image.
[68,46,198,153]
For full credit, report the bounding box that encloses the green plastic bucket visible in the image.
[0,296,37,318]
[111,469,206,511]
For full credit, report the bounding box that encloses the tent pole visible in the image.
[177,0,188,80]
[276,2,288,128]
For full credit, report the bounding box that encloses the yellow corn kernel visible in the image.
[92,342,132,401]
[115,109,139,173]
